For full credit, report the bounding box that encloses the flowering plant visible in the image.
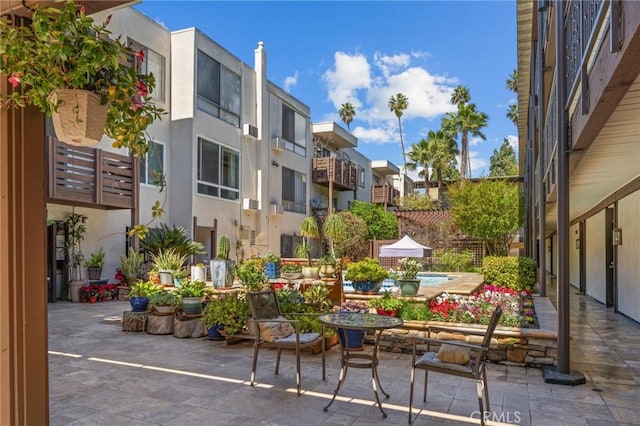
[0,0,164,156]
[398,257,422,280]
[114,269,127,287]
[334,300,369,313]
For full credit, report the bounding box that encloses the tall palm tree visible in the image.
[451,85,470,106]
[388,93,409,170]
[442,103,488,179]
[338,102,356,131]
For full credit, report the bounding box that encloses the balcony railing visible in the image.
[47,137,137,209]
[371,183,399,206]
[312,156,357,191]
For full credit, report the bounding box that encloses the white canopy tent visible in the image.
[379,235,432,258]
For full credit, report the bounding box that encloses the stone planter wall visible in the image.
[363,296,559,368]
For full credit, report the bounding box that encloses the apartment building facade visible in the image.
[517,0,640,324]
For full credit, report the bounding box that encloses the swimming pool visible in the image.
[343,273,452,293]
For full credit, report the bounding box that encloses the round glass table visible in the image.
[319,312,403,418]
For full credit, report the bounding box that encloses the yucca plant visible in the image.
[151,248,187,272]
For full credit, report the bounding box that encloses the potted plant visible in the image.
[175,279,208,315]
[236,258,266,292]
[299,216,320,279]
[127,280,162,312]
[368,290,403,317]
[120,247,144,287]
[210,235,235,288]
[396,257,422,296]
[263,252,281,280]
[190,263,207,282]
[280,263,303,280]
[85,247,105,280]
[344,257,389,294]
[172,268,189,287]
[147,290,180,315]
[0,0,163,153]
[201,291,250,341]
[318,254,336,279]
[64,212,87,302]
[151,248,187,285]
[333,300,369,350]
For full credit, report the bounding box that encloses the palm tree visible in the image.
[426,130,458,207]
[442,103,488,179]
[506,69,518,93]
[506,103,518,126]
[406,138,431,190]
[506,70,519,126]
[388,93,409,171]
[338,102,356,131]
[450,85,470,106]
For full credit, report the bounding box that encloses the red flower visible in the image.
[133,50,145,63]
[136,80,148,97]
[8,72,22,88]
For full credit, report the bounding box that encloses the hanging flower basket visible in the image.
[48,89,108,146]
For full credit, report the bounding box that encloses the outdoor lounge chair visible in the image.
[408,306,502,425]
[247,289,326,395]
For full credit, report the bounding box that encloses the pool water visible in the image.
[343,273,451,294]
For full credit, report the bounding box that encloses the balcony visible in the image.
[371,183,399,206]
[47,137,137,210]
[312,156,357,191]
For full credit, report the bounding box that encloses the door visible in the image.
[605,208,614,307]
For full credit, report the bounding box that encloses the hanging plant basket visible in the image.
[48,89,108,146]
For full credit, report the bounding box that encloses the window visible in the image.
[359,166,366,188]
[197,51,241,127]
[129,40,165,102]
[282,167,306,214]
[197,137,239,201]
[140,141,164,186]
[281,104,307,156]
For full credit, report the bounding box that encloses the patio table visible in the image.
[319,312,403,418]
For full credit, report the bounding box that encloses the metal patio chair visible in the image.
[408,306,503,425]
[247,289,326,395]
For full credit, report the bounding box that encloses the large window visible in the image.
[282,167,306,214]
[197,137,239,201]
[129,40,165,102]
[281,104,307,156]
[140,141,164,186]
[197,51,241,127]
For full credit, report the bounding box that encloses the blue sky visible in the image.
[135,1,518,178]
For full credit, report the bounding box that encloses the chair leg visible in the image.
[476,379,485,426]
[296,344,301,396]
[275,348,282,375]
[482,367,490,412]
[250,342,259,387]
[423,370,428,402]
[408,366,415,424]
[321,338,326,381]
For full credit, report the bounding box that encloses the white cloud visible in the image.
[322,50,458,145]
[284,71,299,92]
[468,151,488,177]
[352,126,396,144]
[469,136,484,147]
[322,52,371,108]
[506,134,518,151]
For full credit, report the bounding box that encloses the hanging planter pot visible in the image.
[48,89,108,146]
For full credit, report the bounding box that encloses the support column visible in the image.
[0,77,49,424]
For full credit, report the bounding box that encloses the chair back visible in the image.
[247,290,282,320]
[481,306,502,348]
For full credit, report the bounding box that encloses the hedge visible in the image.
[482,256,537,291]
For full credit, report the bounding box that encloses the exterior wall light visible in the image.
[612,228,622,246]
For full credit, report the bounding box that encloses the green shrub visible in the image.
[435,248,474,272]
[482,256,537,291]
